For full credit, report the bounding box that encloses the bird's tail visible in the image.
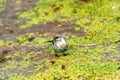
[47,40,53,42]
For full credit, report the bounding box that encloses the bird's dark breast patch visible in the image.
[54,46,68,54]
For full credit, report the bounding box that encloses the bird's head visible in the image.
[54,35,62,41]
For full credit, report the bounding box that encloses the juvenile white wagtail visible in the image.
[48,35,68,56]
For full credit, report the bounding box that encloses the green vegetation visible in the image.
[0,0,6,14]
[0,0,120,80]
[0,40,6,46]
[0,7,5,13]
[0,0,7,4]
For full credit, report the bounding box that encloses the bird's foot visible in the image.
[55,54,60,57]
[63,53,68,56]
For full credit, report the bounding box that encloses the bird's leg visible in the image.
[55,54,60,57]
[63,52,68,56]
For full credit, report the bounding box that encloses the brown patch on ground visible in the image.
[32,53,55,61]
[1,0,37,27]
[100,52,120,62]
[0,0,86,42]
[0,0,37,42]
[22,21,86,37]
[0,47,12,63]
[0,45,53,66]
[0,45,55,79]
[116,45,120,51]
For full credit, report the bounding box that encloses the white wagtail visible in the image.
[48,35,68,56]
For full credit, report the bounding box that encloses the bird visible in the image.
[48,35,68,56]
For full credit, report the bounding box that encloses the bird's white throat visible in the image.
[52,37,67,49]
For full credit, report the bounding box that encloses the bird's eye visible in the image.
[54,36,58,39]
[54,35,61,39]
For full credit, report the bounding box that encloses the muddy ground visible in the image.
[0,0,86,61]
[0,0,120,80]
[0,0,86,79]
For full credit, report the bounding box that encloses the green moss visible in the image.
[74,26,80,31]
[0,7,5,13]
[0,40,6,46]
[0,0,7,4]
[1,0,120,80]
